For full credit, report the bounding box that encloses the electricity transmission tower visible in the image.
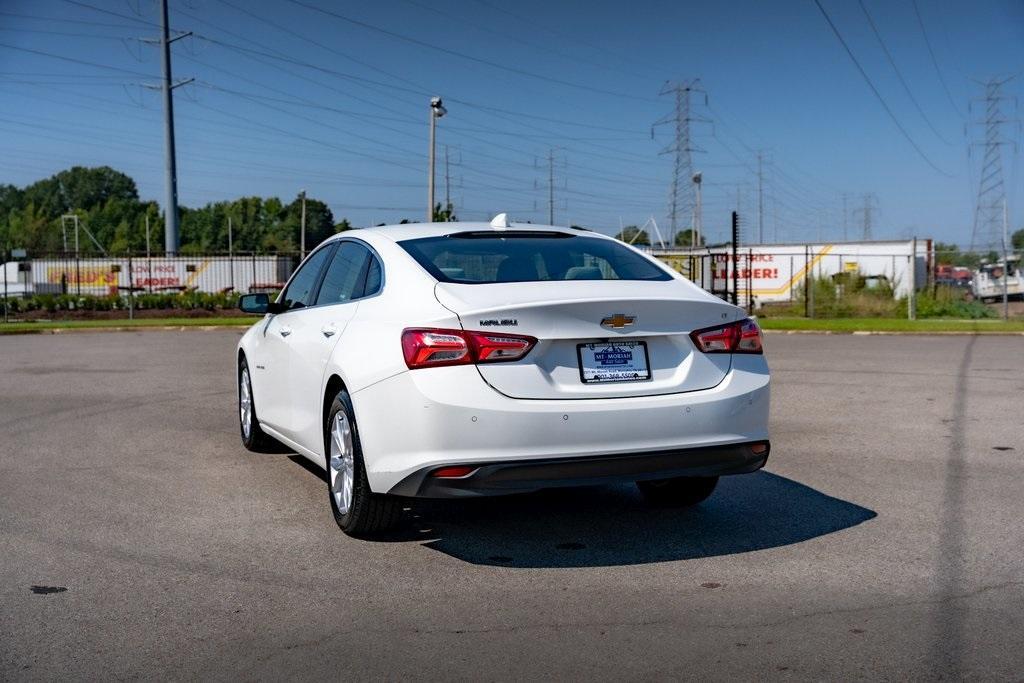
[969,76,1018,253]
[853,193,878,240]
[653,80,708,245]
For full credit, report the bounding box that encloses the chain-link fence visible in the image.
[1,250,301,322]
[653,245,1023,320]
[2,245,1022,322]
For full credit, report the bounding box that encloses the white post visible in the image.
[228,215,235,293]
[909,237,917,321]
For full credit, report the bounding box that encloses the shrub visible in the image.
[1,291,243,315]
[910,287,994,319]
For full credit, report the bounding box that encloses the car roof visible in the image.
[334,221,596,244]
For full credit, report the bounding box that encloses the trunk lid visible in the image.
[434,279,742,399]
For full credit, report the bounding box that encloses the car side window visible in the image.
[279,245,333,310]
[315,242,373,306]
[363,254,382,297]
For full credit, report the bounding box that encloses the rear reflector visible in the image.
[750,442,769,455]
[402,328,537,369]
[690,318,763,354]
[431,466,477,478]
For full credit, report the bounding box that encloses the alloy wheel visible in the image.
[329,411,355,515]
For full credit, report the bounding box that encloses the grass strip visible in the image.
[0,317,260,334]
[759,317,1024,333]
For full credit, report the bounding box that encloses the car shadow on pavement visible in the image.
[404,471,877,568]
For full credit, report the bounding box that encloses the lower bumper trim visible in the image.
[387,440,770,498]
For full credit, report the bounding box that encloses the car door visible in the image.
[254,244,335,433]
[282,241,378,454]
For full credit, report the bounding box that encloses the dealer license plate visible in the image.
[577,341,651,384]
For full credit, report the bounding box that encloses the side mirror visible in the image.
[239,293,285,314]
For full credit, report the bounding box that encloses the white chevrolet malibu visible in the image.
[236,216,770,536]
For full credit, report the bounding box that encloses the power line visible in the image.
[0,42,152,77]
[282,0,659,103]
[911,0,964,119]
[857,0,952,145]
[0,10,141,29]
[812,0,952,177]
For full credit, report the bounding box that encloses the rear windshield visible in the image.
[398,231,672,284]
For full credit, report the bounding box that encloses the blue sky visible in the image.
[0,0,1021,247]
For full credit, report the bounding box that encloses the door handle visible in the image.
[279,325,292,337]
[321,325,337,338]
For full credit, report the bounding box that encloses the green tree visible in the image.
[282,196,334,251]
[934,242,985,269]
[674,229,705,247]
[0,166,359,254]
[1012,228,1024,251]
[432,202,457,222]
[614,225,649,245]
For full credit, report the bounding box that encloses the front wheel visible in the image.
[637,475,719,507]
[326,390,401,536]
[238,358,276,452]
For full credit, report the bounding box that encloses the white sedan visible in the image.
[236,215,770,536]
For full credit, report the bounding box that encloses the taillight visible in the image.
[402,328,537,369]
[690,318,763,354]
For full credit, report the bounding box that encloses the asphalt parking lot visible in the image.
[1,330,1022,679]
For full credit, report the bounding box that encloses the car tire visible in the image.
[636,475,719,507]
[238,358,277,453]
[326,389,401,537]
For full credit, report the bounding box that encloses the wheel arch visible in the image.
[323,373,348,447]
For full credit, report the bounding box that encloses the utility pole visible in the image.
[147,0,193,255]
[444,145,451,211]
[1002,199,1010,320]
[757,151,764,244]
[548,148,555,225]
[427,96,447,222]
[654,80,707,246]
[969,76,1017,254]
[842,193,848,241]
[299,190,307,258]
[692,172,702,247]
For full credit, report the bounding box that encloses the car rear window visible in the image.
[397,231,672,284]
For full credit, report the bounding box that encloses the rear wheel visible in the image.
[326,390,401,536]
[637,475,719,507]
[238,358,276,452]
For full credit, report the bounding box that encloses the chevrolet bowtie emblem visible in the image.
[601,314,636,329]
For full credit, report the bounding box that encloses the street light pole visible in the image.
[427,97,447,222]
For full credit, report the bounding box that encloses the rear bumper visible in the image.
[388,440,770,498]
[351,354,770,495]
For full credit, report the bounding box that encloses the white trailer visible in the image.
[1,255,293,297]
[972,257,1023,301]
[650,239,931,307]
